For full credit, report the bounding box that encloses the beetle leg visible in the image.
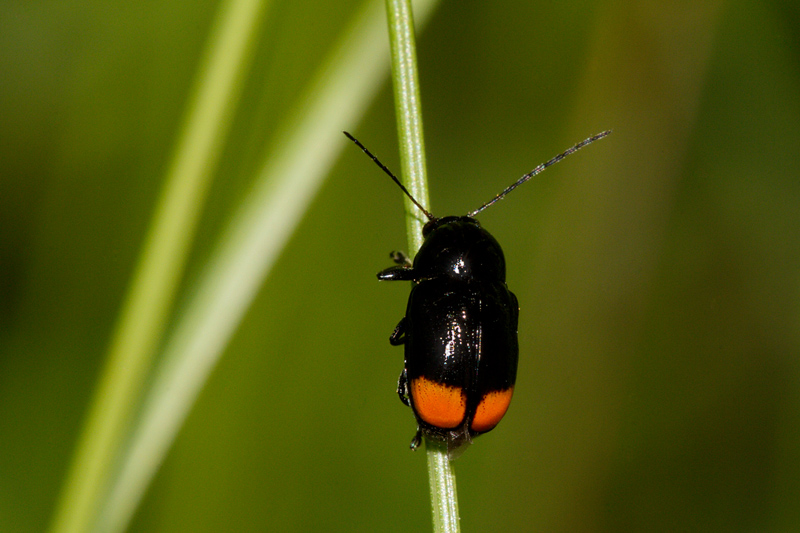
[377,265,415,281]
[397,368,410,406]
[389,318,406,345]
[389,250,412,267]
[409,428,422,450]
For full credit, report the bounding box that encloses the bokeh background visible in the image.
[2,0,799,531]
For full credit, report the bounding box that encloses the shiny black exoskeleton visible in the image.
[343,129,609,453]
[378,216,520,450]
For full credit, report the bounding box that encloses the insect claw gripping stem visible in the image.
[390,251,412,267]
[410,429,422,450]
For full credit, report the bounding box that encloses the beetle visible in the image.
[344,130,610,453]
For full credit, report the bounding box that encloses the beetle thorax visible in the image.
[414,216,506,282]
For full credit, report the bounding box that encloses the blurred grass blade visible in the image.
[49,0,269,531]
[95,0,440,531]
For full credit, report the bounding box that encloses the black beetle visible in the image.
[344,130,609,453]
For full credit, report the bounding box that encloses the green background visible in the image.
[2,0,799,531]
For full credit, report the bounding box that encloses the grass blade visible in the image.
[49,0,269,531]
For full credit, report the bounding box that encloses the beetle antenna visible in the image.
[467,130,611,218]
[344,131,435,221]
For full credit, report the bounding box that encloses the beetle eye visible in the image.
[422,219,438,237]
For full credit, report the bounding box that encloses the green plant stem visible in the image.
[426,439,462,532]
[385,1,461,532]
[48,1,268,531]
[385,0,430,252]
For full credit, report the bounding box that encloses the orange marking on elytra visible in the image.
[411,376,466,429]
[471,387,514,432]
